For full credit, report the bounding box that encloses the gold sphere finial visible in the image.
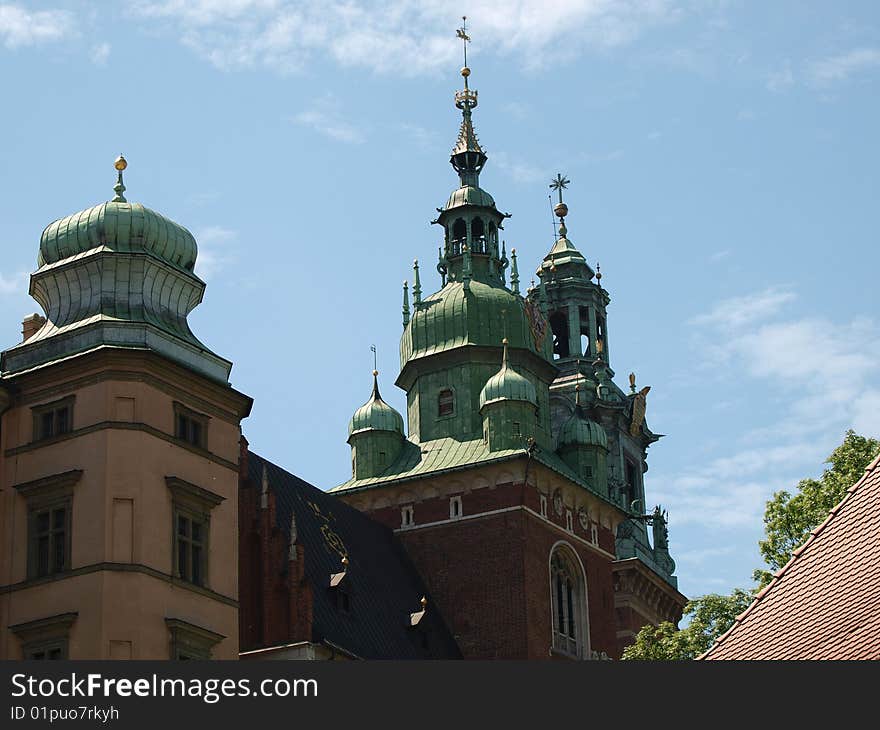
[372,369,379,377]
[461,66,471,78]
[114,154,127,172]
[502,337,509,345]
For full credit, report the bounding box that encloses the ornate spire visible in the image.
[402,280,410,328]
[112,154,127,203]
[510,248,520,294]
[412,259,422,305]
[537,173,592,279]
[451,17,486,187]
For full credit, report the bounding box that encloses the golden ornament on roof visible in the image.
[114,154,127,171]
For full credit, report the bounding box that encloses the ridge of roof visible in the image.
[700,451,880,659]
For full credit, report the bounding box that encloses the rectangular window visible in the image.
[540,495,548,518]
[173,403,209,449]
[450,496,462,519]
[174,512,207,586]
[512,422,521,437]
[10,612,77,661]
[438,389,454,417]
[565,510,573,533]
[30,503,70,578]
[32,397,75,442]
[401,505,414,528]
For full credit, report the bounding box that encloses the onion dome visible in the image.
[349,371,405,436]
[479,339,537,409]
[38,155,198,272]
[444,185,496,211]
[558,383,607,449]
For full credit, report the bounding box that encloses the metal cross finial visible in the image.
[550,173,570,205]
[370,344,377,373]
[456,16,470,68]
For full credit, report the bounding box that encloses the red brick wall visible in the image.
[356,481,619,659]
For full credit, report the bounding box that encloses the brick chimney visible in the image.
[21,314,46,342]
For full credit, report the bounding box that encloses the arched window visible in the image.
[451,219,467,256]
[549,311,570,360]
[471,218,486,253]
[550,545,588,658]
[438,389,454,417]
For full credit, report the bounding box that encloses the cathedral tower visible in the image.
[332,22,684,659]
[0,158,251,659]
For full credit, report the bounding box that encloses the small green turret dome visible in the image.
[348,372,405,436]
[39,201,198,272]
[479,339,537,409]
[559,405,607,449]
[445,185,496,211]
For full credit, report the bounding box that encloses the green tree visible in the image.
[621,589,754,660]
[754,430,880,587]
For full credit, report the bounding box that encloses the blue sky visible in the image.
[2,1,879,599]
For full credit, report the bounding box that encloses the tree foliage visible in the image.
[755,430,880,586]
[621,589,754,660]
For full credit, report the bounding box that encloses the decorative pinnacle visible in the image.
[112,154,127,203]
[596,262,602,287]
[402,280,410,328]
[510,247,520,294]
[412,259,422,305]
[629,372,636,394]
[501,337,510,368]
[456,16,471,86]
[420,596,428,609]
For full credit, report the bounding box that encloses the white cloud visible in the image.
[689,287,795,329]
[91,42,111,65]
[491,150,547,184]
[808,47,880,85]
[127,0,685,75]
[194,225,237,280]
[669,286,880,529]
[0,4,74,48]
[292,95,365,144]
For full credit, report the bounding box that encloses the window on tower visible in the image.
[579,306,591,357]
[451,219,467,256]
[472,218,486,253]
[32,396,75,442]
[438,389,454,417]
[550,547,588,658]
[549,312,570,360]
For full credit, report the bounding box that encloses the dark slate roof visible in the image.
[247,452,461,660]
[702,452,880,660]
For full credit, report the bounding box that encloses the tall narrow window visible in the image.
[549,312,570,360]
[472,218,486,253]
[438,389,454,417]
[401,505,414,528]
[451,219,467,256]
[512,422,521,438]
[550,547,588,658]
[450,495,463,519]
[166,477,223,590]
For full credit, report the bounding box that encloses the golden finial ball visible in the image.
[554,202,568,218]
[461,66,471,78]
[502,337,509,345]
[114,154,127,171]
[372,369,379,377]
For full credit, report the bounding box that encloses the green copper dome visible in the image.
[480,340,537,408]
[401,279,551,367]
[349,373,405,436]
[445,185,496,211]
[39,201,198,272]
[559,406,607,449]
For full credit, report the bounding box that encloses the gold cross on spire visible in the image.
[550,173,570,205]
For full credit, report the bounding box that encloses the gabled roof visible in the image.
[247,452,461,659]
[702,452,880,660]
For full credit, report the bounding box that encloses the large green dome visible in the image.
[39,200,198,272]
[559,407,608,449]
[400,279,551,367]
[348,374,405,437]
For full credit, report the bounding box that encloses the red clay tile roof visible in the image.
[702,452,880,660]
